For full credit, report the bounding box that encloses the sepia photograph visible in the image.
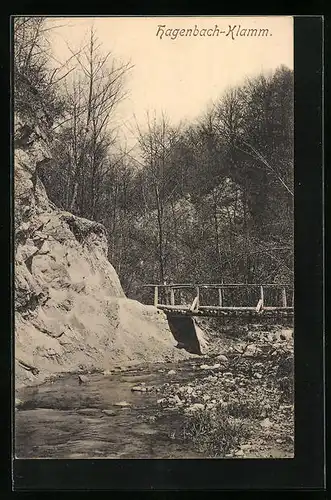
[13,15,294,460]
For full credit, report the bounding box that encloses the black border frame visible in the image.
[3,14,324,491]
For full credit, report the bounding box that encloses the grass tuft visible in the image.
[180,406,251,457]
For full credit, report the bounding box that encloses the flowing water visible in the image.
[15,355,292,459]
[15,359,207,459]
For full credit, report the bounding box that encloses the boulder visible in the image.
[102,409,116,416]
[131,385,147,392]
[78,374,89,384]
[260,417,273,428]
[167,370,176,376]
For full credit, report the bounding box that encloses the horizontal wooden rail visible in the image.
[157,305,293,312]
[146,282,294,314]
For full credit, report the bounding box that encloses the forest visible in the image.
[14,17,294,301]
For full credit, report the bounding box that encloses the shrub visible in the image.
[225,399,263,419]
[278,376,294,402]
[180,407,251,457]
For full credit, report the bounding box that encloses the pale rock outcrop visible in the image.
[14,119,205,388]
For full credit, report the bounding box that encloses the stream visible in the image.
[15,359,208,459]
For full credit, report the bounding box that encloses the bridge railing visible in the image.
[141,283,294,313]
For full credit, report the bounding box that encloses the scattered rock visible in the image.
[223,372,234,378]
[254,372,262,379]
[15,398,23,408]
[260,417,272,428]
[185,403,205,414]
[234,449,244,457]
[216,354,229,363]
[200,363,220,370]
[280,404,293,411]
[173,395,183,405]
[102,409,116,416]
[167,370,176,375]
[103,370,112,376]
[242,345,260,357]
[279,329,293,341]
[78,374,89,384]
[131,385,147,392]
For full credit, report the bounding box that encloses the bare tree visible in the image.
[13,16,72,131]
[135,112,191,286]
[49,26,132,217]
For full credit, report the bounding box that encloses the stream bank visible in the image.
[15,324,294,459]
[15,359,206,459]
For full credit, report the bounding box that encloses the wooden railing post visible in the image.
[154,286,158,307]
[282,287,287,307]
[218,287,223,307]
[170,287,175,306]
[196,286,200,310]
[260,286,264,308]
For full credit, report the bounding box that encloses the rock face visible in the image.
[14,119,199,388]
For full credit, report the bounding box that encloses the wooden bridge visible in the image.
[141,283,294,318]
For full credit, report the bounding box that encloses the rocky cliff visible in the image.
[14,121,202,388]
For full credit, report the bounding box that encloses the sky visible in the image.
[48,16,294,149]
